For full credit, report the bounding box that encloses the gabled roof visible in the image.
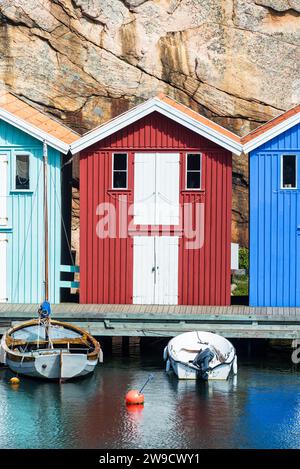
[70,94,243,156]
[242,104,300,153]
[0,87,79,154]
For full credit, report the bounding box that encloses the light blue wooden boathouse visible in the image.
[245,105,300,307]
[0,88,78,304]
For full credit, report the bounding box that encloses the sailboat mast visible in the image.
[43,140,49,301]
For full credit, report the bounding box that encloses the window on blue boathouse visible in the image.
[281,154,297,189]
[186,153,201,190]
[112,153,128,189]
[15,154,30,190]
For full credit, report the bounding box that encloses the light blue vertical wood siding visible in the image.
[250,123,300,306]
[0,119,61,303]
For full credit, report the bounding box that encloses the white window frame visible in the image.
[185,152,202,190]
[112,152,128,190]
[11,151,32,192]
[281,154,297,190]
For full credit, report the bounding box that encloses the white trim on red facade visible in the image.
[70,97,243,156]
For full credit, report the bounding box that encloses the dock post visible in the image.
[100,336,113,355]
[247,340,252,357]
[122,336,130,356]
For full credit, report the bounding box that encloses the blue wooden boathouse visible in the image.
[243,105,300,307]
[0,87,78,304]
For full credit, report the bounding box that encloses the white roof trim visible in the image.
[0,108,71,154]
[243,112,300,153]
[70,97,243,156]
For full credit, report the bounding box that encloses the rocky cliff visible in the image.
[1,0,299,249]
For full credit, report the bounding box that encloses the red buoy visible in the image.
[125,390,144,405]
[126,404,144,414]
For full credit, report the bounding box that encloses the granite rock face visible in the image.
[0,0,299,248]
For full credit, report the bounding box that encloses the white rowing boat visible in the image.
[163,331,237,380]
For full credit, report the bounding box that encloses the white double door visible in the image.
[0,153,8,303]
[134,152,180,226]
[133,236,179,305]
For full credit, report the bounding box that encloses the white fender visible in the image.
[0,346,6,365]
[166,359,171,372]
[0,336,7,364]
[163,346,168,362]
[232,355,238,375]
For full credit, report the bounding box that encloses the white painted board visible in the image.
[231,243,239,270]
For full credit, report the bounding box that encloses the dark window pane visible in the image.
[282,155,296,188]
[187,154,201,171]
[113,153,127,170]
[16,154,30,190]
[187,171,201,189]
[113,171,127,188]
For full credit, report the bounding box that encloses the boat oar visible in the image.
[125,373,154,405]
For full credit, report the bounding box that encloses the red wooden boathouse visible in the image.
[71,95,242,306]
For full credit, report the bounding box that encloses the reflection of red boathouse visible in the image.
[71,95,242,306]
[68,364,144,448]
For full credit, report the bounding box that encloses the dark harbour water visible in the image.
[0,338,299,449]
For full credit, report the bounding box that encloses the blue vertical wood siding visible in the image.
[250,123,300,306]
[0,120,61,303]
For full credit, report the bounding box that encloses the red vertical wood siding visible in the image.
[178,150,231,305]
[80,112,232,305]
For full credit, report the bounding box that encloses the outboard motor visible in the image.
[192,348,215,380]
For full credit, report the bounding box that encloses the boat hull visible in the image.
[6,352,98,380]
[0,319,101,381]
[168,355,237,380]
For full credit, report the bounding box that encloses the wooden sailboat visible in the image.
[0,141,103,380]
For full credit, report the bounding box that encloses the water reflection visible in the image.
[0,344,299,449]
[232,369,300,449]
[0,368,63,448]
[165,375,240,448]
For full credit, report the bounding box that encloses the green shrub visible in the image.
[232,275,249,296]
[239,247,249,270]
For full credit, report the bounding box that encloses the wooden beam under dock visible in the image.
[0,304,299,339]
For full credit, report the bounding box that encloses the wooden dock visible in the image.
[0,304,299,339]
